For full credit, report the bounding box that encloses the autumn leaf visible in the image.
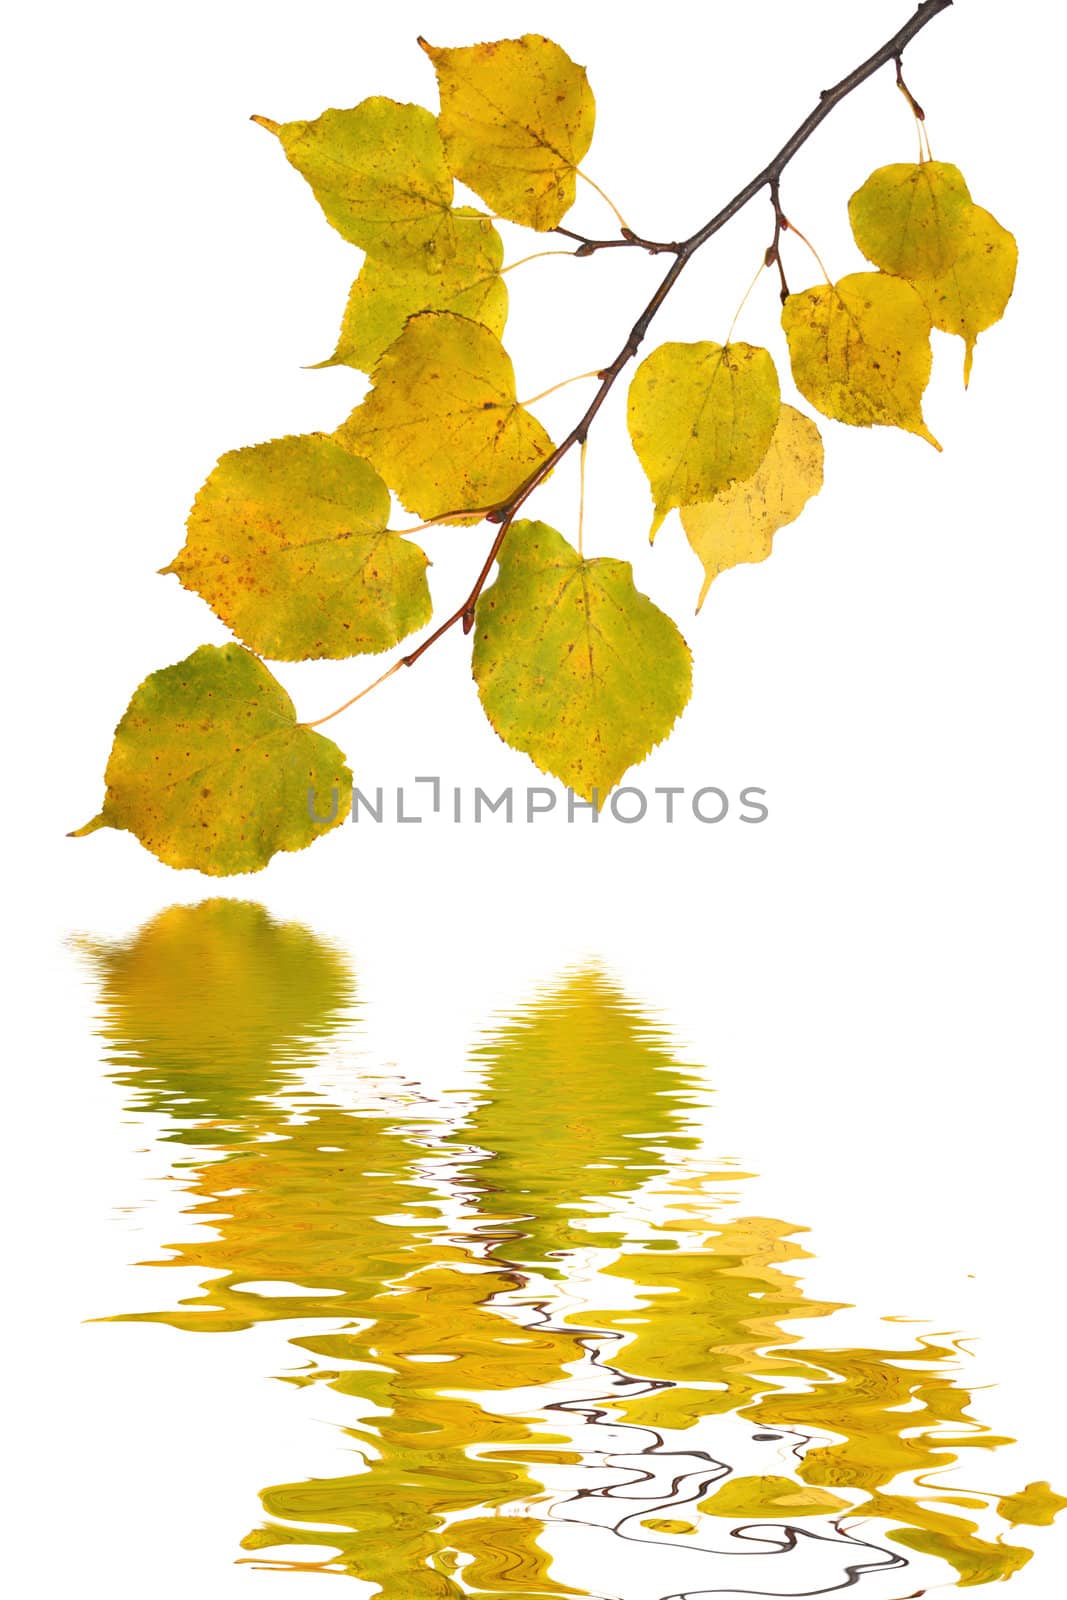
[314,209,507,373]
[420,34,595,230]
[680,405,824,609]
[162,435,431,661]
[472,520,692,799]
[72,644,351,874]
[336,312,554,520]
[911,204,1017,385]
[781,272,940,447]
[627,341,781,538]
[849,161,974,279]
[253,97,460,270]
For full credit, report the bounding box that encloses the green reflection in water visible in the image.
[84,903,1063,1597]
[461,968,702,1274]
[80,899,353,1146]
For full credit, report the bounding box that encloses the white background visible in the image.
[4,1,1065,1595]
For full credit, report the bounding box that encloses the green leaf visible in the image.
[253,97,459,270]
[419,34,595,231]
[315,209,507,373]
[336,312,554,520]
[781,272,940,447]
[72,644,351,875]
[472,520,692,799]
[163,434,431,661]
[627,341,781,538]
[849,161,974,279]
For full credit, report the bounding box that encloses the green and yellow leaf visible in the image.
[781,272,940,447]
[911,203,1017,385]
[315,209,507,372]
[163,435,428,659]
[420,34,595,230]
[253,97,459,271]
[681,405,824,609]
[72,644,351,875]
[336,311,554,520]
[627,341,781,538]
[849,161,974,279]
[163,435,431,661]
[472,519,692,799]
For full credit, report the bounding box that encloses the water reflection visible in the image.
[81,902,1064,1597]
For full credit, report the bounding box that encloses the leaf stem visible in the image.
[394,505,502,536]
[577,437,588,558]
[519,370,603,407]
[301,659,404,729]
[576,168,632,232]
[500,250,580,274]
[724,258,768,347]
[302,0,954,729]
[784,220,835,287]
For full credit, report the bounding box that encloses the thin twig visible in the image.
[895,51,927,122]
[311,0,954,725]
[765,178,792,303]
[895,51,934,160]
[553,224,682,257]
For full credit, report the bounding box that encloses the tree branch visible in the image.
[307,0,954,722]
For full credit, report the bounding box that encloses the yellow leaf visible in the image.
[420,34,595,230]
[472,520,692,799]
[627,341,781,538]
[849,161,974,279]
[781,271,940,448]
[163,435,431,660]
[314,209,507,373]
[680,405,824,609]
[336,312,554,521]
[72,644,351,874]
[911,204,1018,385]
[253,97,458,270]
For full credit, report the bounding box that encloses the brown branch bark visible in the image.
[325,1,955,697]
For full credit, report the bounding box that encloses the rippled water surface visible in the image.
[80,901,1065,1597]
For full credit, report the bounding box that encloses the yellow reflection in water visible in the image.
[83,905,1062,1597]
